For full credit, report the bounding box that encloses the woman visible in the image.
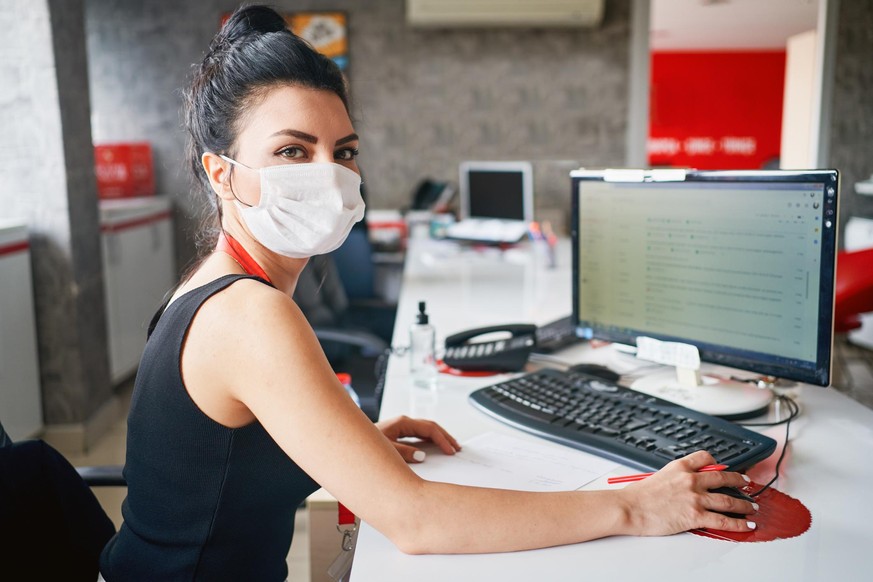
[99,6,756,580]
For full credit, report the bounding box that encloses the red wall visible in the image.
[648,51,786,170]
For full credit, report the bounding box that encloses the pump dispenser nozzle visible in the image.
[417,301,429,325]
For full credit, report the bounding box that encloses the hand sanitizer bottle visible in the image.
[409,301,437,389]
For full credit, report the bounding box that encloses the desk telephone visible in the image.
[442,316,584,372]
[443,324,536,372]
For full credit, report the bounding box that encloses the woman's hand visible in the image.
[619,450,759,536]
[375,415,462,463]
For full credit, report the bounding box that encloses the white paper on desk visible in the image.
[411,432,619,492]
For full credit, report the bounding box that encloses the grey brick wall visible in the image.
[828,0,873,233]
[84,0,632,268]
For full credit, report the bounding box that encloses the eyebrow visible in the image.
[335,133,359,146]
[269,129,359,146]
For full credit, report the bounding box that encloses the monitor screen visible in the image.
[570,169,839,387]
[460,161,534,221]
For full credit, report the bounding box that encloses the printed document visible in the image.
[411,432,619,492]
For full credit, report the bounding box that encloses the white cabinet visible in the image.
[0,221,43,440]
[100,197,176,384]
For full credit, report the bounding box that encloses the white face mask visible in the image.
[220,156,365,258]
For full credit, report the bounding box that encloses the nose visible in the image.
[312,147,336,165]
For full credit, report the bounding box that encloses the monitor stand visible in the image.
[630,366,773,420]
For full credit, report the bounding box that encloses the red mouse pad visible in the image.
[690,482,812,542]
[436,360,503,377]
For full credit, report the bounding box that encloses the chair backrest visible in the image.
[293,254,349,327]
[330,225,376,300]
[0,433,116,580]
[0,420,11,449]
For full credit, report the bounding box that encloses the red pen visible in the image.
[607,464,728,484]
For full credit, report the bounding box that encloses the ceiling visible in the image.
[651,0,820,50]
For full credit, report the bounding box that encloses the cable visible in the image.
[736,392,800,497]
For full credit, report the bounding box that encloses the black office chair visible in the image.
[0,419,124,581]
[294,249,393,421]
[293,206,397,422]
[333,175,398,347]
[330,223,398,345]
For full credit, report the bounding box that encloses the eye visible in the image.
[277,146,307,160]
[335,147,359,161]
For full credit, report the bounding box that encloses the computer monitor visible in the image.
[459,161,534,222]
[570,169,839,419]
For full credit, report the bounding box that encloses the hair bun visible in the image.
[213,5,287,51]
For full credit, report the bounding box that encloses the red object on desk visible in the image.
[834,247,873,333]
[607,464,728,485]
[436,360,503,377]
[691,481,812,543]
[367,216,408,250]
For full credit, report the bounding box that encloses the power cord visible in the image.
[733,386,801,497]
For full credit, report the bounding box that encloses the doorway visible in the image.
[626,0,836,170]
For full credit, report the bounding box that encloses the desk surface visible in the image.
[352,237,873,581]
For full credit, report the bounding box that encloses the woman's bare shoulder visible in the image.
[200,275,303,330]
[173,254,296,314]
[174,254,313,367]
[179,271,317,410]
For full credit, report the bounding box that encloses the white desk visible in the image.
[351,237,873,581]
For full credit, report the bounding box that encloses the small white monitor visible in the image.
[459,161,534,222]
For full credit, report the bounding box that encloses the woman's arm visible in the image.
[346,450,754,554]
[183,281,756,554]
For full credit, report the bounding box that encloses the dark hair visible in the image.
[182,4,349,252]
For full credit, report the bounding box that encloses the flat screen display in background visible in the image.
[468,171,526,220]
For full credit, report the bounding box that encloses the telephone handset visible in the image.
[411,179,455,212]
[443,324,537,372]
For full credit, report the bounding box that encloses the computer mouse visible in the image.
[709,486,756,503]
[709,486,756,519]
[568,363,621,382]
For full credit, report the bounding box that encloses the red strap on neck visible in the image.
[216,232,272,284]
[338,502,356,526]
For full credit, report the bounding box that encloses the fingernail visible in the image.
[413,450,426,462]
[742,474,751,483]
[752,503,760,511]
[747,521,757,530]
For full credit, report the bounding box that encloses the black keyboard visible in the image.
[469,368,776,472]
[535,315,585,353]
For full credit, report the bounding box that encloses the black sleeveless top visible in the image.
[100,275,319,581]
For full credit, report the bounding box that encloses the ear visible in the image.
[201,152,234,200]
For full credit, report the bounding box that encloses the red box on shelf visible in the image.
[94,142,155,199]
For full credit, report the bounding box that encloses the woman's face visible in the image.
[224,84,359,206]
